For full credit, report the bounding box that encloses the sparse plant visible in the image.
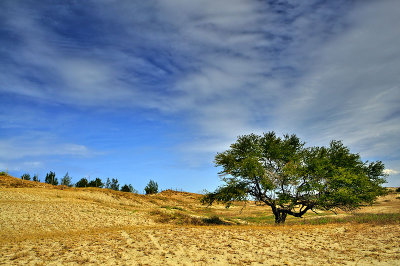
[129,184,138,193]
[110,178,119,191]
[21,173,31,180]
[45,171,58,185]
[144,179,158,195]
[61,172,72,186]
[105,178,111,189]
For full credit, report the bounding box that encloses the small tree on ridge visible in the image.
[144,180,158,195]
[45,171,58,185]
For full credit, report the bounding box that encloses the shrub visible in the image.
[121,184,138,193]
[121,184,131,192]
[61,172,72,186]
[110,178,119,191]
[45,171,58,185]
[75,178,88,187]
[21,173,31,180]
[203,215,226,225]
[33,174,39,182]
[0,171,7,176]
[88,178,104,188]
[144,180,158,195]
[396,187,400,193]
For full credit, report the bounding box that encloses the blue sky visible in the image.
[1,0,399,192]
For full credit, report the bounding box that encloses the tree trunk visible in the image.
[274,210,287,224]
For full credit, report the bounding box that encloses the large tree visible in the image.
[201,132,387,224]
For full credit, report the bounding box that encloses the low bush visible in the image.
[202,215,226,225]
[150,210,227,225]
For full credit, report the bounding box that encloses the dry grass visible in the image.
[1,175,400,265]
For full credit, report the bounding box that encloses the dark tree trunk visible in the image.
[273,209,287,224]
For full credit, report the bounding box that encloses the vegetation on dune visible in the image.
[75,178,89,188]
[202,131,387,224]
[121,184,138,193]
[0,130,392,227]
[88,178,104,188]
[45,171,58,185]
[144,180,159,195]
[61,172,72,187]
[21,173,31,181]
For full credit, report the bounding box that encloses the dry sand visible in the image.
[1,175,399,265]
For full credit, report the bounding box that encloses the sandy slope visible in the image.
[1,175,399,265]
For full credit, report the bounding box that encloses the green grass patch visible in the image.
[288,213,400,225]
[161,205,185,211]
[238,215,275,224]
[150,210,228,225]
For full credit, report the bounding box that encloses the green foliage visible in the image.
[129,184,138,193]
[33,174,39,182]
[0,171,7,176]
[88,178,104,188]
[110,178,119,191]
[396,187,400,193]
[45,171,58,185]
[21,173,31,180]
[291,213,400,226]
[161,205,184,211]
[150,210,226,225]
[144,179,158,194]
[203,215,226,225]
[75,178,88,187]
[120,184,138,193]
[120,184,130,192]
[105,178,111,189]
[203,131,387,224]
[61,172,72,186]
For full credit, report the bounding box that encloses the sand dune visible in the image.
[1,175,399,265]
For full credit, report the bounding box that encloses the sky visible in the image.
[1,0,399,192]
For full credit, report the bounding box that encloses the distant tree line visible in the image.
[18,171,159,194]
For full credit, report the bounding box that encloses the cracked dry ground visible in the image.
[1,186,400,265]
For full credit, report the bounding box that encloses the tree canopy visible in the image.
[45,171,58,185]
[144,180,158,194]
[88,178,104,188]
[61,172,72,187]
[75,178,88,188]
[201,132,387,224]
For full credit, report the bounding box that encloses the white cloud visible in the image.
[273,0,400,161]
[384,169,399,176]
[0,135,97,160]
[1,0,399,181]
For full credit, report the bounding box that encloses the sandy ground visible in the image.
[1,176,400,265]
[1,224,399,265]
